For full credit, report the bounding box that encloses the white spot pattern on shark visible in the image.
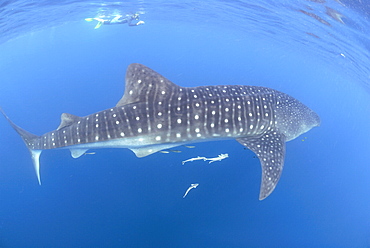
[0,63,320,200]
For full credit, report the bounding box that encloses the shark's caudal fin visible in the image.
[0,108,42,184]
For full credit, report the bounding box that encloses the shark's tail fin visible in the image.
[0,108,42,184]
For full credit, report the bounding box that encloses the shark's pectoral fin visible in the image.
[57,113,82,130]
[70,149,89,158]
[237,130,286,200]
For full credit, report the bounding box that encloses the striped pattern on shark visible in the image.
[1,63,320,200]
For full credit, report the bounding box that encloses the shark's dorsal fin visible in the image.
[116,63,180,107]
[57,113,82,130]
[237,130,286,200]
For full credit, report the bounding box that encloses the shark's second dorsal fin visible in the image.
[116,63,180,107]
[57,113,82,130]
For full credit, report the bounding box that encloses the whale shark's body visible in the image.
[1,63,320,200]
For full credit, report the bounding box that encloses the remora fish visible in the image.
[1,63,320,200]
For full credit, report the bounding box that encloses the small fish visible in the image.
[183,145,195,148]
[159,150,170,153]
[168,149,182,153]
[182,156,207,165]
[159,150,181,153]
[205,154,229,164]
[183,183,199,198]
[84,152,96,155]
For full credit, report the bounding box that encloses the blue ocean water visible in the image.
[0,0,370,247]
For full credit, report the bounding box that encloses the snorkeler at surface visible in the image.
[85,13,145,29]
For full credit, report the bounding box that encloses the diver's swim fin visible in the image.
[85,18,93,22]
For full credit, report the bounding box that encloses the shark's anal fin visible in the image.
[130,143,184,158]
[237,130,286,200]
[30,150,42,185]
[57,113,82,130]
[70,149,89,158]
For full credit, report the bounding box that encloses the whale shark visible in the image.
[1,63,320,200]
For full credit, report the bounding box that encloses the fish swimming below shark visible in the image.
[1,63,320,200]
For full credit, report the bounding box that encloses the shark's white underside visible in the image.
[1,63,320,200]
